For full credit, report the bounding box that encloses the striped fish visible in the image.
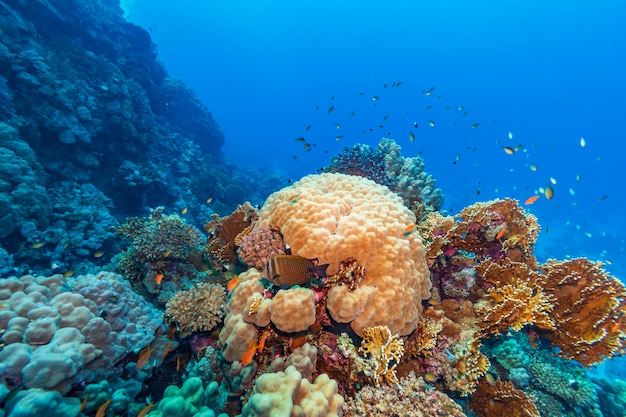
[261,255,329,286]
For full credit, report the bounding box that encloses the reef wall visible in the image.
[0,0,282,274]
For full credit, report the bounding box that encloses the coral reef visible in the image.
[255,172,431,337]
[0,0,286,277]
[148,377,227,417]
[343,372,467,417]
[241,365,344,417]
[0,272,162,396]
[164,283,226,333]
[116,207,206,299]
[325,138,444,216]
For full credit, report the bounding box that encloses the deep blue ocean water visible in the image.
[121,0,626,280]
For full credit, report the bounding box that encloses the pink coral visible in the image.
[236,227,286,270]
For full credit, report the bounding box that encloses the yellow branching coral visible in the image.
[165,283,226,332]
[359,325,404,386]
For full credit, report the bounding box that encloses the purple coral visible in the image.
[236,228,286,270]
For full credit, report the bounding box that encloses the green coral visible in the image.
[492,338,530,370]
[147,377,227,417]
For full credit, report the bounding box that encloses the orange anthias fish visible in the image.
[241,341,258,367]
[155,273,164,285]
[95,399,111,417]
[136,345,156,369]
[524,195,540,205]
[137,402,155,417]
[226,275,239,291]
[257,333,269,353]
[79,394,89,413]
[403,224,416,236]
[496,227,507,240]
[162,342,172,358]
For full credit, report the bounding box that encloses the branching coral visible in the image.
[423,198,539,267]
[358,325,404,386]
[116,207,204,286]
[204,202,258,271]
[324,138,444,214]
[164,283,226,333]
[474,259,556,336]
[469,379,540,417]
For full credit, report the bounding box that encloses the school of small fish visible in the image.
[285,80,614,263]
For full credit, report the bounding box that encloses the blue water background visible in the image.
[121,0,626,280]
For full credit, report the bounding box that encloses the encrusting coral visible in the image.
[164,283,226,333]
[343,372,467,417]
[254,173,432,337]
[204,202,258,271]
[236,227,286,270]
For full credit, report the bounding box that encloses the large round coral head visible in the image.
[255,173,432,337]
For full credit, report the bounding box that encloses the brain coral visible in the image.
[255,173,431,336]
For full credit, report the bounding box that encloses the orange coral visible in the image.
[474,259,555,336]
[405,312,444,357]
[539,258,626,365]
[469,379,540,417]
[203,202,258,270]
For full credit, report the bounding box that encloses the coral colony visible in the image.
[1,0,625,416]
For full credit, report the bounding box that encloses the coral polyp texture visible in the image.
[164,283,226,333]
[343,372,468,417]
[236,227,286,270]
[254,172,431,336]
[0,272,162,394]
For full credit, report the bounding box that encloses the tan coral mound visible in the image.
[255,173,431,336]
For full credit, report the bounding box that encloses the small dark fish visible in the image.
[295,137,305,142]
[599,195,609,201]
[327,105,335,114]
[261,255,329,286]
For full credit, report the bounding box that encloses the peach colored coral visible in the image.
[269,288,316,333]
[255,173,431,336]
